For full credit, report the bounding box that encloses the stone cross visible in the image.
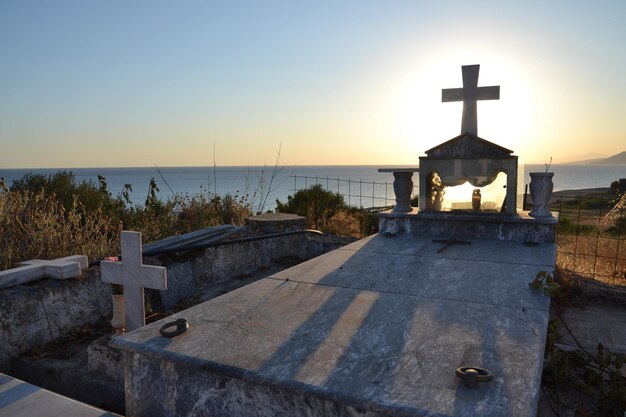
[442,64,500,136]
[101,231,167,332]
[0,255,88,289]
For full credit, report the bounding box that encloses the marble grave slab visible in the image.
[112,234,554,417]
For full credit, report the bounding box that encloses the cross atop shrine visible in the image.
[101,231,167,332]
[442,64,500,136]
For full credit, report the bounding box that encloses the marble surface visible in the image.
[379,210,558,243]
[101,231,167,331]
[112,233,554,417]
[0,372,120,417]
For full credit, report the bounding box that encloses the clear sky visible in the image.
[1,1,624,168]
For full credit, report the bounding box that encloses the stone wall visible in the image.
[146,233,345,310]
[190,234,327,284]
[0,230,352,371]
[0,269,111,372]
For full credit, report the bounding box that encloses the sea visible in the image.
[1,164,624,211]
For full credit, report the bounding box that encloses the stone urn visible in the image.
[111,294,125,335]
[392,172,414,212]
[529,172,554,217]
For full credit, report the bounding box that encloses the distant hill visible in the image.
[595,151,626,164]
[565,151,626,165]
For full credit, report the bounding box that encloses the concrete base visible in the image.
[112,234,555,417]
[379,209,558,243]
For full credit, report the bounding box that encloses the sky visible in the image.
[0,1,624,168]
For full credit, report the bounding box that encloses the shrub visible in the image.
[557,216,595,235]
[276,185,379,237]
[610,178,626,197]
[276,184,347,229]
[9,171,129,227]
[10,171,120,214]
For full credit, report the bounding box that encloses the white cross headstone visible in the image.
[0,255,88,289]
[442,64,500,136]
[101,231,167,332]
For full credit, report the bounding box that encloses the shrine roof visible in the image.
[424,132,513,159]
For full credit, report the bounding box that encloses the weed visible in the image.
[530,271,561,296]
[543,318,626,417]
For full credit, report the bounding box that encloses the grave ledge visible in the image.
[112,306,403,409]
[117,348,403,416]
[379,209,558,243]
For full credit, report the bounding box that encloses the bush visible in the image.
[276,185,379,237]
[610,178,626,196]
[10,171,121,214]
[276,184,347,229]
[557,216,595,235]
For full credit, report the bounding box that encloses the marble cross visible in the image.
[101,231,167,332]
[0,255,88,289]
[442,64,500,136]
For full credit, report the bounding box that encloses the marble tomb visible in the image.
[111,64,556,417]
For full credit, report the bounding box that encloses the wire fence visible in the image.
[288,175,414,237]
[291,175,418,211]
[551,193,625,284]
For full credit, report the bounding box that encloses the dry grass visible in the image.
[0,189,121,270]
[557,233,625,286]
[553,189,625,286]
[323,210,363,238]
[0,184,254,270]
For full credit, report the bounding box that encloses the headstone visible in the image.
[101,231,167,332]
[0,255,88,289]
[417,65,519,214]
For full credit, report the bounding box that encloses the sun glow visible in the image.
[442,172,508,211]
[378,39,541,163]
